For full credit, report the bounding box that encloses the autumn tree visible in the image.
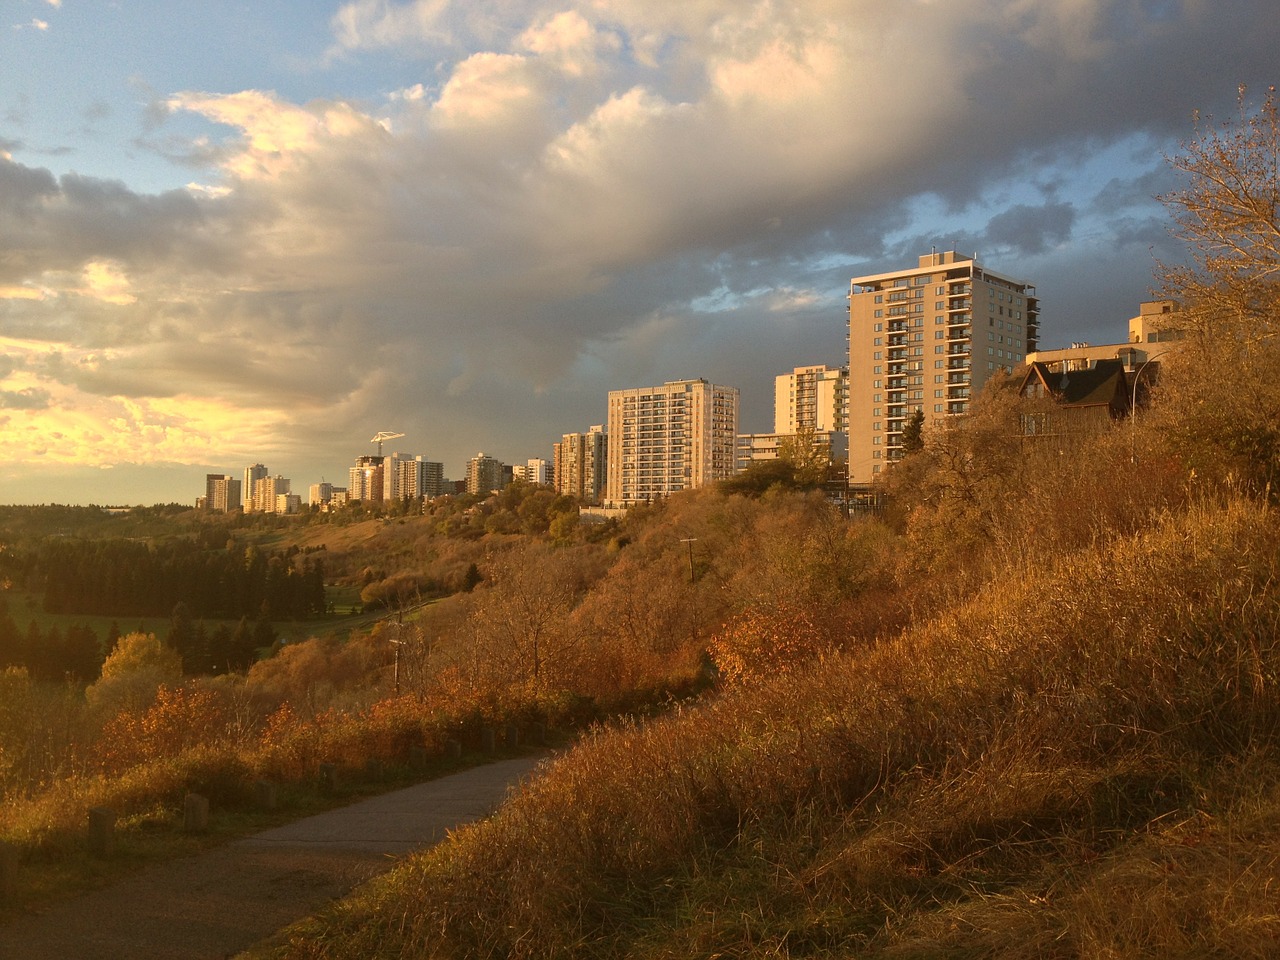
[1158,85,1280,494]
[777,425,833,487]
[465,544,603,696]
[85,632,183,715]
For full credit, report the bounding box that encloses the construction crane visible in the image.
[371,431,405,457]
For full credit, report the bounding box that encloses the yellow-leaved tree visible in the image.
[1158,85,1280,494]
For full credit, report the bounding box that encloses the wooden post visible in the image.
[481,728,496,754]
[254,780,278,810]
[88,807,116,858]
[319,763,339,793]
[0,841,18,902]
[183,793,209,833]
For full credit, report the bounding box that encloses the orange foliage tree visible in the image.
[708,600,826,687]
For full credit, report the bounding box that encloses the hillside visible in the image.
[255,497,1280,959]
[243,92,1280,959]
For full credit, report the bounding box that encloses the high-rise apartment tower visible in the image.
[775,364,848,435]
[847,251,1038,485]
[554,425,608,505]
[605,378,739,506]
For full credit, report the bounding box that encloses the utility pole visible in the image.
[679,538,698,583]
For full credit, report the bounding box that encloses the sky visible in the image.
[1,0,1277,506]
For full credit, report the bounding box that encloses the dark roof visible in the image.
[1020,359,1130,410]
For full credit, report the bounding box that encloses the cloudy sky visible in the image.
[1,1,1276,505]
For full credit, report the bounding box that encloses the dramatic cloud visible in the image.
[1,0,1278,503]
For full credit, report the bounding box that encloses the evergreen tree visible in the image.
[167,601,197,674]
[63,624,103,682]
[229,616,257,672]
[902,409,926,454]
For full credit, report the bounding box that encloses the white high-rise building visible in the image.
[348,456,384,503]
[606,378,738,506]
[520,458,552,486]
[253,475,291,513]
[847,251,1039,485]
[309,481,334,507]
[384,453,447,501]
[243,463,268,512]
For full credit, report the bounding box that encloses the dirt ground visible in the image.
[0,754,548,960]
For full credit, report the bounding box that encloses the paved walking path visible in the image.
[0,754,548,960]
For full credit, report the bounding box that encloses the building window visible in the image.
[874,322,883,331]
[874,295,883,303]
[874,309,883,318]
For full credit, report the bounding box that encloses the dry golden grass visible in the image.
[258,495,1280,959]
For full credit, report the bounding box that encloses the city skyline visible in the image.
[2,1,1279,504]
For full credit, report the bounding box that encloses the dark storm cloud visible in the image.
[984,203,1077,256]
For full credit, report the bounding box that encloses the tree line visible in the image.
[11,538,326,621]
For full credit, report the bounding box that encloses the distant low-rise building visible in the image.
[1024,300,1183,374]
[735,430,847,473]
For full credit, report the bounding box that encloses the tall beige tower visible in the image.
[847,251,1038,485]
[606,379,739,506]
[554,425,608,504]
[774,364,848,435]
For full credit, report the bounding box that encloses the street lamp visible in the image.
[1130,351,1168,463]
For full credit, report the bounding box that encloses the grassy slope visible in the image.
[255,496,1280,959]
